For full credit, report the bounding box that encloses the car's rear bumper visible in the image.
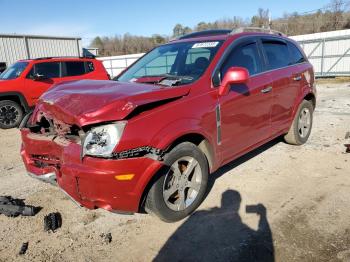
[20,129,163,213]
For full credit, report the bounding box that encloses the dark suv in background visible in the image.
[0,57,109,128]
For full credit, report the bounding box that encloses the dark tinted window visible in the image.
[221,42,262,76]
[288,42,305,65]
[64,61,86,76]
[86,61,94,72]
[262,40,289,70]
[33,62,60,78]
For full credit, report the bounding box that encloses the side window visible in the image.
[64,61,86,77]
[262,40,289,70]
[86,61,95,72]
[288,42,306,65]
[221,42,262,77]
[32,62,60,78]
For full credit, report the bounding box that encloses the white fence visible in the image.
[98,29,350,78]
[291,29,350,77]
[98,53,144,78]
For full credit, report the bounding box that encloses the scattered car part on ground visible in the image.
[18,242,28,255]
[0,196,40,217]
[20,27,317,222]
[345,144,350,153]
[100,233,112,244]
[44,212,62,232]
[345,132,350,153]
[0,57,109,129]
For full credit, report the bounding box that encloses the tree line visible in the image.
[90,0,350,56]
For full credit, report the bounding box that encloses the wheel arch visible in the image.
[138,132,216,213]
[304,92,316,109]
[0,92,30,112]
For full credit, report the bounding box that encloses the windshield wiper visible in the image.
[135,74,194,86]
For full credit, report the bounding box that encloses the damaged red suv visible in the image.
[20,29,316,222]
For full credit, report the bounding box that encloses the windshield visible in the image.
[0,62,28,80]
[117,40,224,86]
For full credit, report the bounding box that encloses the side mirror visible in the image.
[33,73,47,81]
[218,67,249,96]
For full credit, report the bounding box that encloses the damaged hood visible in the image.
[35,80,190,127]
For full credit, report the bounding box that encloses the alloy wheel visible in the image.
[298,107,311,138]
[162,156,203,211]
[0,105,20,127]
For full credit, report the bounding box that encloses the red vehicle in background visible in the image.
[20,28,316,222]
[0,57,109,128]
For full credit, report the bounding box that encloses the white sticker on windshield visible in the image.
[192,42,219,48]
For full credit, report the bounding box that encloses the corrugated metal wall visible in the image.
[0,35,82,66]
[0,37,28,65]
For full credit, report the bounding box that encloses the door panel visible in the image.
[24,62,61,103]
[217,40,273,162]
[219,74,273,162]
[261,38,300,134]
[269,67,295,133]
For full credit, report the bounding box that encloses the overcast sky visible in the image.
[1,0,332,45]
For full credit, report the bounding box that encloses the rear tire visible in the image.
[0,100,23,129]
[284,100,314,145]
[145,142,209,222]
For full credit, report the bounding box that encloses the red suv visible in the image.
[0,57,109,128]
[20,29,316,222]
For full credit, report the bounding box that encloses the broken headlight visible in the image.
[82,122,126,157]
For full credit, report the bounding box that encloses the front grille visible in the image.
[31,154,61,169]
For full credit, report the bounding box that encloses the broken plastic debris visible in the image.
[19,242,28,255]
[100,232,112,244]
[345,132,350,140]
[0,196,41,217]
[44,212,62,232]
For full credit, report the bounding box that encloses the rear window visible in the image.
[86,61,95,72]
[64,61,86,77]
[288,42,306,65]
[262,40,289,70]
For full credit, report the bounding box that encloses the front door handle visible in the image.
[261,86,272,94]
[293,75,302,81]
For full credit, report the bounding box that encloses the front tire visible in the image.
[0,100,24,129]
[145,142,209,222]
[284,100,314,145]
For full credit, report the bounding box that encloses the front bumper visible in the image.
[20,129,163,213]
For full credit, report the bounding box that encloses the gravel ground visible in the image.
[0,82,349,262]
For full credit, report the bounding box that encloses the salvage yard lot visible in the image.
[0,82,350,261]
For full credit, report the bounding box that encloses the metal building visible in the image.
[0,34,82,68]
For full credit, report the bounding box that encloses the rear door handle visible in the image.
[293,75,302,81]
[261,86,272,94]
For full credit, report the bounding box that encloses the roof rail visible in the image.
[33,55,96,60]
[231,27,286,36]
[177,29,232,40]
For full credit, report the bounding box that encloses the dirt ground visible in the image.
[0,82,350,262]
